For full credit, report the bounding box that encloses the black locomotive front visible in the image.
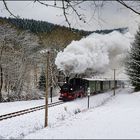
[59,83,75,101]
[59,78,88,101]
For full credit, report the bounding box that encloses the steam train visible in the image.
[59,77,123,101]
[59,78,88,101]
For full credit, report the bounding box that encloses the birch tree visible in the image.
[0,23,41,101]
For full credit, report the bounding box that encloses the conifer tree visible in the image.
[38,70,46,91]
[126,26,140,91]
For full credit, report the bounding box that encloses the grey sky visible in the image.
[0,1,139,34]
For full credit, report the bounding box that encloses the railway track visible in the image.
[0,101,64,121]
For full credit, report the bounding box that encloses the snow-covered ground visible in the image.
[0,96,59,115]
[1,87,140,139]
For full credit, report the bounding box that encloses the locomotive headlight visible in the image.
[70,88,73,90]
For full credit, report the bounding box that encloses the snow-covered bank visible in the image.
[0,89,115,139]
[24,87,140,139]
[0,96,59,115]
[1,87,140,139]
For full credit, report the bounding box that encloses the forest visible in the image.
[0,17,127,102]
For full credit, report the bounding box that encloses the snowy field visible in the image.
[1,87,140,139]
[0,96,59,115]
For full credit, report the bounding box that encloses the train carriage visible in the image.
[59,77,122,101]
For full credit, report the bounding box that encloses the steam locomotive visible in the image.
[58,78,88,101]
[58,77,123,101]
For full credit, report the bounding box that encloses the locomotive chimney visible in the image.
[66,77,69,83]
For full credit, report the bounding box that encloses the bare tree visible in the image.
[0,23,41,102]
[2,0,140,27]
[0,42,4,102]
[116,0,140,15]
[0,24,18,101]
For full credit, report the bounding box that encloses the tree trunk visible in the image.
[0,44,4,102]
[34,64,38,88]
[0,65,3,102]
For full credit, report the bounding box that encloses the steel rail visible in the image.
[0,101,64,121]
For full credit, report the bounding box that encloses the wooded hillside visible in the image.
[0,17,128,102]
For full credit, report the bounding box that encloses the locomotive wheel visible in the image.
[78,95,81,98]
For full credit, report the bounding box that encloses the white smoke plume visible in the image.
[55,31,133,76]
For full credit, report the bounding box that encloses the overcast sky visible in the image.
[0,1,140,34]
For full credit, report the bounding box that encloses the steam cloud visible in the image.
[55,31,133,76]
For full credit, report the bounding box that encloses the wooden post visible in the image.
[88,95,90,109]
[113,69,116,96]
[87,87,90,109]
[45,51,49,127]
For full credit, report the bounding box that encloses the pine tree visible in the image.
[38,70,46,91]
[126,26,140,91]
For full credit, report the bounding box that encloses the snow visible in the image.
[0,89,116,139]
[55,31,133,76]
[1,87,140,139]
[0,96,59,115]
[25,87,140,139]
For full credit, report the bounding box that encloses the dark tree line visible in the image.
[0,17,127,35]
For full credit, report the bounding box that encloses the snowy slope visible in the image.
[25,87,140,139]
[0,96,59,115]
[1,87,140,139]
[0,89,115,139]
